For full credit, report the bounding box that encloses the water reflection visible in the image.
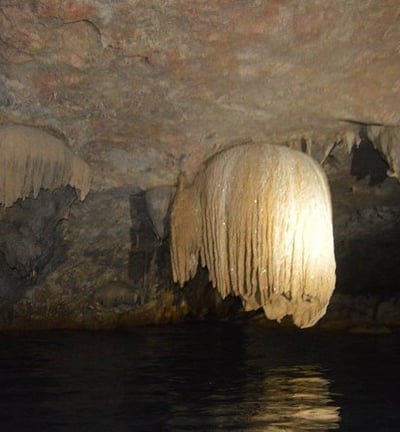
[1,326,399,431]
[250,365,340,431]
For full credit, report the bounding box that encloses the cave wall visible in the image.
[0,1,400,330]
[1,136,400,331]
[1,187,240,329]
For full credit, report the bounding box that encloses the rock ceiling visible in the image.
[0,0,399,191]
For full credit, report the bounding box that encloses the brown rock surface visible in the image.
[1,1,399,189]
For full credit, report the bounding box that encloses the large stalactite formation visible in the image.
[171,143,336,328]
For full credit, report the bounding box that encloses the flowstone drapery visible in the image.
[0,125,90,207]
[171,143,336,328]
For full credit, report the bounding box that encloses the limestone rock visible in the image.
[0,125,90,207]
[367,126,400,179]
[0,1,399,189]
[145,185,175,239]
[95,281,137,308]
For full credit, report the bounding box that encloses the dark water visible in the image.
[0,323,399,431]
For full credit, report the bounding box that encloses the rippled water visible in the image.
[0,323,399,431]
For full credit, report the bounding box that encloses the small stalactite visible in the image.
[0,125,90,207]
[367,125,400,180]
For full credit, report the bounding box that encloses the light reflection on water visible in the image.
[0,323,398,431]
[251,365,340,431]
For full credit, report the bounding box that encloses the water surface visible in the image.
[0,323,399,431]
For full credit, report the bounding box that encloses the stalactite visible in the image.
[170,181,202,285]
[145,185,176,239]
[0,125,90,207]
[367,125,400,179]
[170,143,336,328]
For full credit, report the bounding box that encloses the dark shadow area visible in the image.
[0,187,78,309]
[334,204,400,300]
[128,191,158,286]
[336,235,400,299]
[128,191,173,297]
[350,128,388,186]
[180,267,245,322]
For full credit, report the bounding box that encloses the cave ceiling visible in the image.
[0,0,399,191]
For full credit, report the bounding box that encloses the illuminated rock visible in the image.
[171,143,336,328]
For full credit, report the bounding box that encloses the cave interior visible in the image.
[0,1,400,331]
